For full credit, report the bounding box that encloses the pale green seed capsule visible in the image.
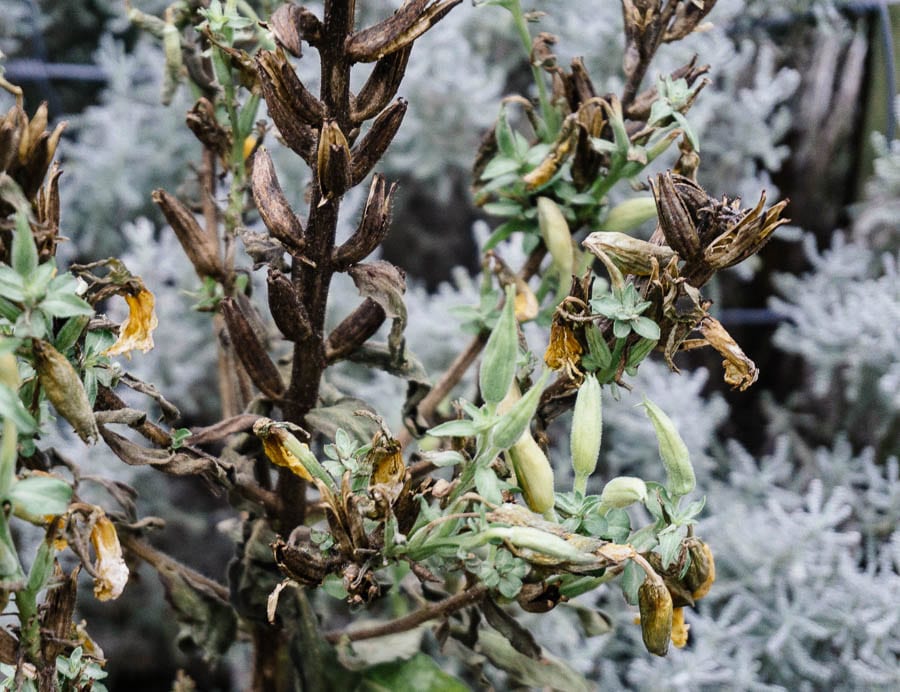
[479,285,518,405]
[571,374,602,493]
[600,197,658,233]
[641,398,696,497]
[507,432,555,514]
[598,476,647,510]
[537,197,574,297]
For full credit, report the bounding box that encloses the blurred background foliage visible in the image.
[1,0,898,689]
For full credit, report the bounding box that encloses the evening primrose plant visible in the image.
[0,0,786,688]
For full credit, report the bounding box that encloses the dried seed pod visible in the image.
[152,189,224,280]
[32,339,98,444]
[250,147,305,253]
[221,298,285,399]
[641,397,696,497]
[346,0,462,63]
[651,172,702,260]
[351,46,412,123]
[316,120,352,200]
[255,51,317,162]
[185,97,231,162]
[349,99,407,186]
[324,298,386,362]
[269,3,323,56]
[257,48,324,125]
[332,174,395,270]
[266,268,312,342]
[638,576,673,656]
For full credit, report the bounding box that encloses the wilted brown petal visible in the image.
[698,316,758,390]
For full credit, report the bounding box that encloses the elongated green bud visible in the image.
[479,285,518,405]
[484,527,595,565]
[641,398,695,497]
[599,476,647,510]
[638,577,673,656]
[32,340,98,444]
[507,432,555,514]
[537,197,574,297]
[600,197,658,232]
[571,374,602,494]
[490,370,550,451]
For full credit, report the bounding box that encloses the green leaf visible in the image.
[494,106,518,160]
[0,296,21,322]
[0,383,37,434]
[361,653,468,692]
[656,524,684,569]
[631,316,661,341]
[474,463,502,505]
[482,201,523,218]
[481,156,522,180]
[38,291,94,319]
[8,475,73,523]
[604,508,632,543]
[482,219,528,251]
[53,315,90,353]
[0,266,26,303]
[427,419,478,438]
[612,319,631,339]
[24,261,56,297]
[620,560,642,605]
[11,211,38,278]
[416,450,465,467]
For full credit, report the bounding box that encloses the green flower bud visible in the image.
[489,370,550,451]
[571,374,602,494]
[488,527,595,565]
[638,577,673,656]
[600,197,658,233]
[641,398,696,497]
[507,431,555,514]
[479,285,518,405]
[537,197,574,297]
[32,340,98,444]
[599,476,647,510]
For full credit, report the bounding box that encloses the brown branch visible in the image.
[324,583,488,643]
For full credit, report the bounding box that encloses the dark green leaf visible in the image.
[53,315,90,353]
[361,653,468,692]
[11,211,38,278]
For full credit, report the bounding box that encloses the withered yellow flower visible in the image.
[671,607,689,648]
[544,317,582,379]
[259,433,314,483]
[90,514,129,601]
[104,286,159,358]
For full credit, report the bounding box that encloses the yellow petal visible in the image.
[671,607,690,648]
[104,287,159,358]
[90,515,129,601]
[261,435,313,482]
